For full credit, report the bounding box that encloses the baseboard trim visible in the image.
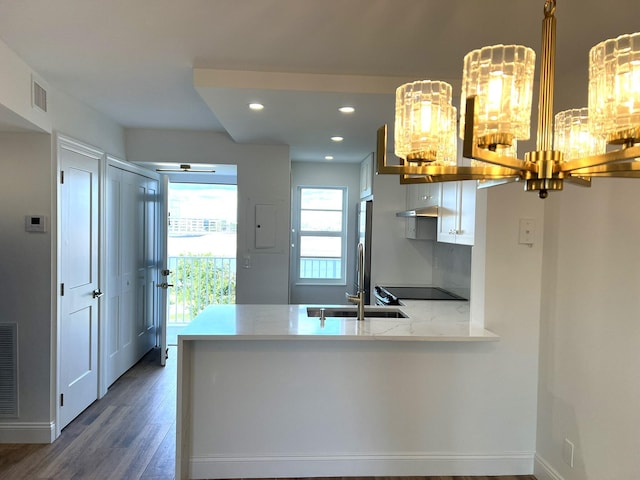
[0,421,56,444]
[189,451,535,479]
[534,453,565,480]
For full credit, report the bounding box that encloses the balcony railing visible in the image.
[167,255,236,325]
[299,257,342,279]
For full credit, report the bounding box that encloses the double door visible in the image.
[106,162,159,386]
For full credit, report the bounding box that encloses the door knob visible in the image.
[92,289,104,298]
[157,282,174,289]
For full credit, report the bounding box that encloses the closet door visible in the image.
[106,167,136,384]
[136,175,159,355]
[106,166,160,385]
[106,165,122,386]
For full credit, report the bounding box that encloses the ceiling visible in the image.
[0,0,636,163]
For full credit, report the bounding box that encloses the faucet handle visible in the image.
[346,291,362,305]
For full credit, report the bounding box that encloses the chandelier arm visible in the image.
[574,171,640,178]
[376,124,401,174]
[462,96,477,159]
[568,160,640,176]
[400,175,436,184]
[469,146,537,172]
[462,96,536,173]
[563,176,592,187]
[393,165,521,179]
[560,145,640,173]
[407,173,521,182]
[378,122,530,178]
[477,178,520,189]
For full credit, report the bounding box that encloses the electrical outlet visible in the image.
[563,438,575,468]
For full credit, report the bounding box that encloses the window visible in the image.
[296,186,347,284]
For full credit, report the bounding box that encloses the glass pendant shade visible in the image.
[460,44,536,146]
[439,104,458,166]
[589,32,640,143]
[394,80,456,163]
[554,108,606,160]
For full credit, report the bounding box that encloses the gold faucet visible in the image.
[346,242,365,321]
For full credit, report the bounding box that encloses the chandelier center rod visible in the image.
[536,0,557,153]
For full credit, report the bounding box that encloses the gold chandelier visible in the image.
[376,0,640,199]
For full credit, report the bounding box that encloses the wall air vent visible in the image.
[32,78,48,113]
[0,323,18,417]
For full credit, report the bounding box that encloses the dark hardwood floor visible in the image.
[0,347,176,480]
[0,348,536,480]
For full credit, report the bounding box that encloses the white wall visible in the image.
[0,133,53,442]
[469,183,545,463]
[0,42,126,440]
[50,89,126,158]
[0,38,51,133]
[125,129,291,304]
[289,161,360,305]
[535,179,640,480]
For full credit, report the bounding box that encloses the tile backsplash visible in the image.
[433,242,472,300]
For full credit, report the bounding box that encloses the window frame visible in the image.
[294,185,348,286]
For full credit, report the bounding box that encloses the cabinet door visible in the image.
[455,180,476,245]
[436,181,476,245]
[437,182,458,243]
[407,182,439,209]
[360,155,373,198]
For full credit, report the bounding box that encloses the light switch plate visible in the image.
[518,218,535,245]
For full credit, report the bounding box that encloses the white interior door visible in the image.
[158,175,170,366]
[58,138,101,430]
[143,177,159,355]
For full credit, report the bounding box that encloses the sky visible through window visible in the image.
[168,183,237,257]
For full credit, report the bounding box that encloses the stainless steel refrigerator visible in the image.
[356,199,373,305]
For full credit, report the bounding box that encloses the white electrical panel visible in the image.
[255,204,276,248]
[25,215,47,233]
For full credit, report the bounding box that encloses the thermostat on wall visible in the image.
[25,215,46,233]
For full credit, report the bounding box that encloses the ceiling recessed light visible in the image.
[249,103,264,111]
[324,155,334,160]
[338,106,355,114]
[331,136,344,142]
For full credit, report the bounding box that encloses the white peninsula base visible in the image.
[175,305,534,480]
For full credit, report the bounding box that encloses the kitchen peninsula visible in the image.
[176,303,498,480]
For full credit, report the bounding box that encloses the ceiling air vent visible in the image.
[0,323,18,417]
[32,77,48,113]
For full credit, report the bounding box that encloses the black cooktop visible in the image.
[375,285,467,302]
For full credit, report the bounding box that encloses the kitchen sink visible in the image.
[306,307,408,319]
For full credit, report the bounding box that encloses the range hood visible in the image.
[395,205,439,218]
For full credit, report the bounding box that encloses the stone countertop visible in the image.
[178,302,498,342]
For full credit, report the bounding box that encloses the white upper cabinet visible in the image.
[437,180,476,245]
[359,153,374,199]
[402,183,439,240]
[406,182,440,209]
